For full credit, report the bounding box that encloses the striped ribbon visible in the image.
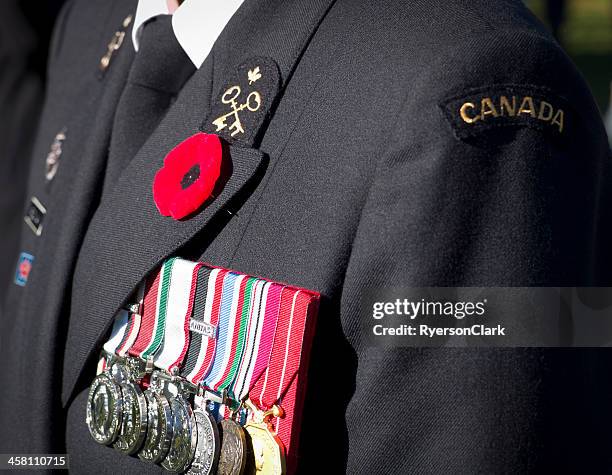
[99,283,143,374]
[250,289,317,414]
[244,287,319,470]
[102,309,130,355]
[154,258,201,373]
[182,268,226,384]
[271,291,319,458]
[115,282,145,357]
[101,257,199,376]
[127,268,160,359]
[215,275,259,398]
[230,279,266,400]
[203,273,243,392]
[128,258,175,360]
[233,281,284,402]
[144,258,175,361]
[98,257,321,475]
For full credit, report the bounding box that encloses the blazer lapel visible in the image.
[62,0,337,405]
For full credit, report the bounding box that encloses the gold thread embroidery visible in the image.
[212,67,264,137]
[551,109,564,133]
[499,96,516,116]
[517,96,537,118]
[248,67,262,85]
[480,98,499,120]
[458,95,565,132]
[459,102,479,123]
[538,101,554,121]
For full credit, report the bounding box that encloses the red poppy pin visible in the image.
[152,132,223,220]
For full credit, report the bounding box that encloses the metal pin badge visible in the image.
[45,128,67,182]
[24,196,47,236]
[99,14,133,73]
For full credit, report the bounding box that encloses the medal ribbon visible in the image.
[230,279,266,401]
[250,289,317,411]
[234,281,283,402]
[181,268,228,384]
[203,272,242,392]
[204,272,248,391]
[102,309,130,355]
[99,305,131,373]
[115,282,145,357]
[128,258,173,359]
[215,275,259,398]
[273,291,319,464]
[144,258,175,360]
[153,258,201,373]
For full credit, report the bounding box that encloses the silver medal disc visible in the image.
[85,372,123,445]
[138,389,174,464]
[186,408,220,475]
[113,381,148,454]
[161,395,198,473]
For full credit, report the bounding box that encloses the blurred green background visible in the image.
[527,0,612,112]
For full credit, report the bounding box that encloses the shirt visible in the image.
[132,0,244,69]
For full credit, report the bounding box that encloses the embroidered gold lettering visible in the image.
[460,102,480,123]
[551,109,564,133]
[480,98,499,120]
[456,95,565,133]
[538,101,554,121]
[517,96,537,118]
[499,96,516,116]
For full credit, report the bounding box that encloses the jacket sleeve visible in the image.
[337,30,612,474]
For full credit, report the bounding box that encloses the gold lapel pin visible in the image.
[99,14,133,73]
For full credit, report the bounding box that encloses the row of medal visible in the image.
[85,258,317,474]
[87,353,283,475]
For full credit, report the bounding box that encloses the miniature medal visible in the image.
[217,419,247,475]
[186,406,220,475]
[161,394,198,473]
[113,381,148,454]
[138,388,174,464]
[243,422,285,475]
[243,402,285,475]
[85,315,133,445]
[85,372,124,445]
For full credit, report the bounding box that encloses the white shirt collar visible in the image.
[132,0,244,69]
[132,0,168,51]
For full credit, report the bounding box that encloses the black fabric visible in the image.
[0,0,138,454]
[103,14,195,195]
[1,0,612,473]
[0,0,65,307]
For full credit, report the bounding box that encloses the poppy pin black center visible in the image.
[181,164,201,189]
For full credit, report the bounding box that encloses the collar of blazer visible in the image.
[62,0,337,406]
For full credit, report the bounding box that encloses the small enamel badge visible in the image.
[45,128,67,182]
[204,57,280,146]
[14,252,34,287]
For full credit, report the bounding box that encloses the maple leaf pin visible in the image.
[248,66,262,85]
